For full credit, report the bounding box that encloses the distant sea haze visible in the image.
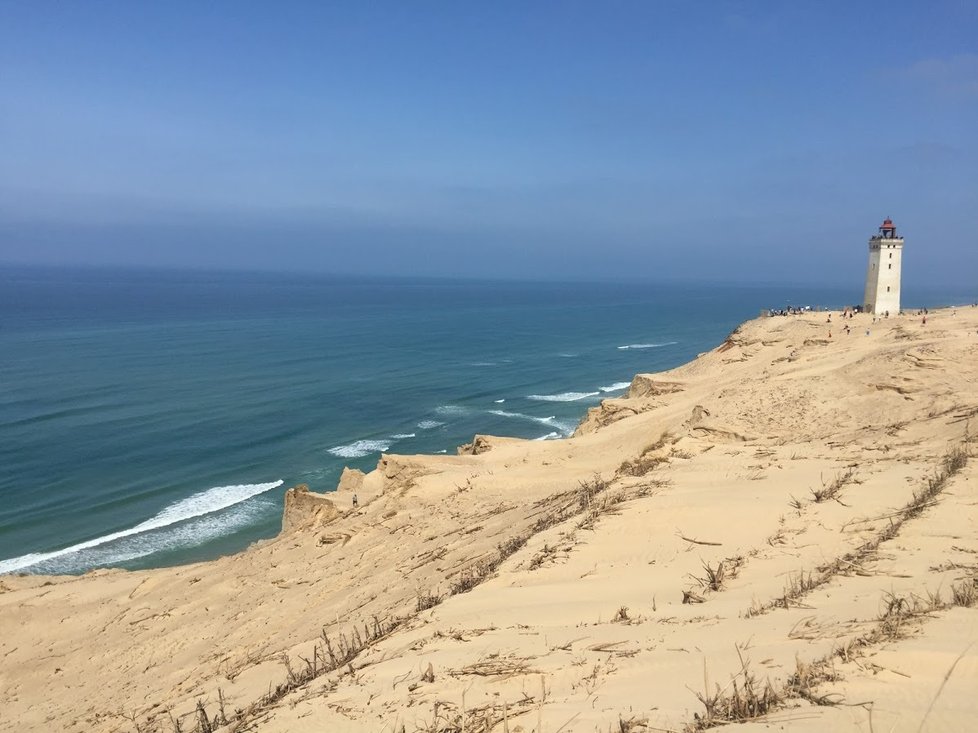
[0,266,961,575]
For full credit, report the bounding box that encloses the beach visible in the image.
[1,306,976,732]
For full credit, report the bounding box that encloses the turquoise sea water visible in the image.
[0,266,967,575]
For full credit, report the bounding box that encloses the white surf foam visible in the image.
[533,431,561,441]
[0,480,283,575]
[599,381,632,393]
[434,449,448,454]
[527,392,600,402]
[494,399,506,403]
[617,341,677,350]
[417,420,445,430]
[391,433,416,440]
[32,498,274,575]
[488,410,575,435]
[435,405,468,416]
[328,439,392,458]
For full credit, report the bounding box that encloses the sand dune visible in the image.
[1,307,976,733]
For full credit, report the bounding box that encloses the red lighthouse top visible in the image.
[876,217,898,238]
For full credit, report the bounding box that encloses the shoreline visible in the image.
[2,305,977,731]
[3,266,972,577]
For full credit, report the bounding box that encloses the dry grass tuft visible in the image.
[184,617,401,732]
[452,654,538,679]
[528,542,559,570]
[810,466,856,504]
[683,557,744,605]
[687,650,780,730]
[697,561,727,592]
[694,557,743,593]
[785,656,841,706]
[414,692,537,733]
[749,442,969,618]
[617,433,674,477]
[951,577,977,607]
[416,589,443,613]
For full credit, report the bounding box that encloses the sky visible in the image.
[1,1,976,288]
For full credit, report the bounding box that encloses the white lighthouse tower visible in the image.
[863,217,904,315]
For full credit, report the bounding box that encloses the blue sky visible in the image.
[1,2,976,288]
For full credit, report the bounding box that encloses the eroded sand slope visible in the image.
[2,308,976,732]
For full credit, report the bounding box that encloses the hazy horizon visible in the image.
[2,3,976,289]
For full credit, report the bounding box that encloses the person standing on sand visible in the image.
[353,494,358,508]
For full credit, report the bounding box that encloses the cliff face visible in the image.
[626,374,685,399]
[336,467,364,494]
[573,376,689,435]
[456,434,525,455]
[280,485,339,534]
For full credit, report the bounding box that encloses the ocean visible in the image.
[0,266,965,575]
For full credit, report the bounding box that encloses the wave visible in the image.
[329,430,417,458]
[617,341,677,350]
[435,405,468,416]
[328,439,392,458]
[0,481,283,575]
[41,498,274,575]
[494,399,505,403]
[527,392,600,402]
[417,420,445,430]
[533,431,561,441]
[488,409,576,435]
[599,381,632,393]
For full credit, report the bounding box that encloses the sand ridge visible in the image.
[1,306,977,732]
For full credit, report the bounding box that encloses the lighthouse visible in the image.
[863,218,904,315]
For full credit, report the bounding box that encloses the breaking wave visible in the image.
[0,481,283,575]
[488,409,575,436]
[533,431,561,441]
[527,392,600,402]
[617,341,677,350]
[327,439,392,458]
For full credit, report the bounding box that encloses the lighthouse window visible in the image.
[889,252,892,259]
[888,264,892,269]
[887,286,891,292]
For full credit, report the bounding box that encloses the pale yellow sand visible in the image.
[2,306,976,733]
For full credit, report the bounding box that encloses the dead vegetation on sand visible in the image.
[750,443,969,618]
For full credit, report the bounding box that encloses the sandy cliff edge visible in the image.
[1,307,977,733]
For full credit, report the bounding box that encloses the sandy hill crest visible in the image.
[1,307,976,733]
